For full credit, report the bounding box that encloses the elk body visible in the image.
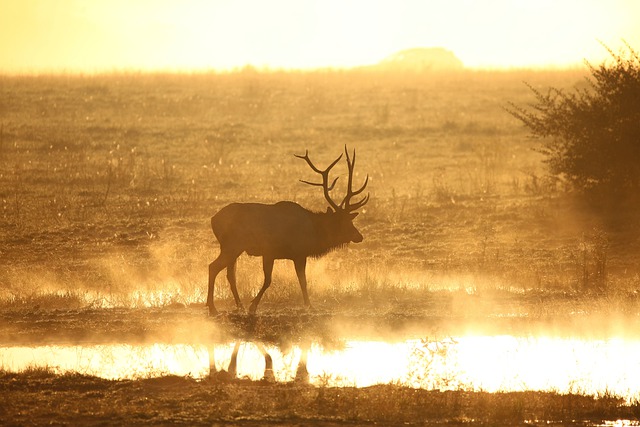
[207,147,368,316]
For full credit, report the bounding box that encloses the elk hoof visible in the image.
[208,307,219,317]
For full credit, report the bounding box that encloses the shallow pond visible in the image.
[2,335,640,402]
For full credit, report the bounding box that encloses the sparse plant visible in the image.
[20,364,57,377]
[0,123,5,159]
[576,228,609,292]
[630,395,640,418]
[432,168,456,203]
[203,123,243,166]
[477,219,497,270]
[407,336,459,390]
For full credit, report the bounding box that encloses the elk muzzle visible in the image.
[351,229,364,243]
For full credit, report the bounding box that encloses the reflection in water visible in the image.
[2,336,640,401]
[209,341,309,383]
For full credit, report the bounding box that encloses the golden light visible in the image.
[0,0,638,73]
[3,336,640,401]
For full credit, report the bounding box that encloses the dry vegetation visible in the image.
[2,69,639,305]
[2,69,640,425]
[1,368,636,427]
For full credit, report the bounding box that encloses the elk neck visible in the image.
[307,209,350,258]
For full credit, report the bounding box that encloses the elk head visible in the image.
[295,146,369,244]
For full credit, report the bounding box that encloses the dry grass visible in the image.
[3,68,640,311]
[0,368,635,426]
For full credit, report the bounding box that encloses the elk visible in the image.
[207,146,369,316]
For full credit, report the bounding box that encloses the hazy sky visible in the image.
[1,0,638,73]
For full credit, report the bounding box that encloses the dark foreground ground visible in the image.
[1,368,635,427]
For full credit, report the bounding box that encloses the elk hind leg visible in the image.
[226,259,244,311]
[294,257,312,309]
[208,251,238,316]
[249,256,274,314]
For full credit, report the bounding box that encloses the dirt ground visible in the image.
[1,368,634,426]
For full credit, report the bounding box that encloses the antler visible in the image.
[295,150,343,211]
[296,146,369,213]
[340,146,369,213]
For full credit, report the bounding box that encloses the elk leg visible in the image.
[207,254,229,316]
[249,256,274,314]
[294,257,311,308]
[226,259,244,311]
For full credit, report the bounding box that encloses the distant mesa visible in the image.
[372,47,464,72]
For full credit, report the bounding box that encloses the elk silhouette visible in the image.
[207,146,369,316]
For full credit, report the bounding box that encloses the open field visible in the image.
[2,69,640,425]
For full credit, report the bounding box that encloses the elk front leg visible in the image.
[226,259,244,312]
[207,255,228,316]
[249,256,274,314]
[294,257,311,309]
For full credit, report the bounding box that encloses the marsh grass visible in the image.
[1,290,87,310]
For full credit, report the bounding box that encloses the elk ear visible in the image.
[349,212,359,219]
[326,207,333,214]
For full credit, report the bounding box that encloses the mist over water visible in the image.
[3,336,640,401]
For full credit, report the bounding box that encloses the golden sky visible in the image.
[0,0,638,73]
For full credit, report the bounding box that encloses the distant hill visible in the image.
[371,48,464,72]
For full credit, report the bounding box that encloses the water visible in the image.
[3,335,640,401]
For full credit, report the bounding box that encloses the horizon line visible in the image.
[0,62,590,77]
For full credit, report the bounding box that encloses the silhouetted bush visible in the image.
[508,42,640,201]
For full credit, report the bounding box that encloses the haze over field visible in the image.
[1,0,639,73]
[4,1,640,424]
